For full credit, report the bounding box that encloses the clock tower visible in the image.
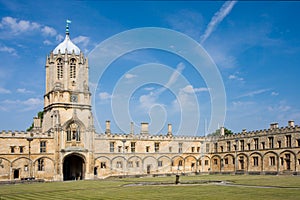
[42,21,95,180]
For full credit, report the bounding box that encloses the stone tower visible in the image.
[42,21,95,181]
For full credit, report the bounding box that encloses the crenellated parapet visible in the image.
[213,121,299,142]
[0,130,54,138]
[96,133,206,141]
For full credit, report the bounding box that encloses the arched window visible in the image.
[70,59,76,79]
[66,123,80,141]
[57,58,63,79]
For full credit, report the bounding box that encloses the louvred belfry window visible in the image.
[57,58,63,79]
[70,59,76,79]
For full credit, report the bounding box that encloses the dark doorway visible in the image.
[63,154,85,181]
[240,159,245,170]
[147,165,151,174]
[14,169,19,179]
[285,154,291,170]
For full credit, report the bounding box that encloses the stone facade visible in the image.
[1,26,300,181]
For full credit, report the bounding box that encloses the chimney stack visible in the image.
[130,122,134,135]
[220,127,225,136]
[167,123,172,136]
[33,117,41,128]
[105,120,111,134]
[140,122,149,135]
[270,123,278,129]
[288,120,295,128]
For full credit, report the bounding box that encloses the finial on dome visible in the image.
[66,19,72,35]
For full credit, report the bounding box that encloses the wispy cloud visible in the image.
[181,85,209,94]
[139,62,185,110]
[271,92,279,96]
[268,101,291,112]
[43,40,53,45]
[0,98,43,112]
[0,87,11,94]
[200,1,237,44]
[125,73,137,79]
[238,88,270,98]
[228,74,244,81]
[17,88,34,94]
[165,9,204,39]
[0,44,17,56]
[144,87,154,91]
[99,92,112,100]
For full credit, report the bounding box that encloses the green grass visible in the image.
[0,175,300,200]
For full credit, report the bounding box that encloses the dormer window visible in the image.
[70,59,76,79]
[57,58,63,79]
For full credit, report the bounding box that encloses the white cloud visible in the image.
[182,85,209,94]
[172,89,197,112]
[17,88,34,94]
[0,16,40,34]
[99,92,111,100]
[0,17,59,45]
[0,87,11,94]
[43,40,52,45]
[200,1,237,43]
[144,87,155,91]
[41,26,57,36]
[271,92,279,96]
[73,36,90,47]
[0,44,17,56]
[139,92,157,110]
[125,73,137,79]
[56,34,64,42]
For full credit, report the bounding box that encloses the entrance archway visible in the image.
[63,154,85,181]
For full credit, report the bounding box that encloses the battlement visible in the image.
[0,130,53,138]
[95,132,206,141]
[213,121,299,141]
[96,121,299,142]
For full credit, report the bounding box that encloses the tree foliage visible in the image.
[207,127,234,137]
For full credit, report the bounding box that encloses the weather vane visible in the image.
[66,19,72,35]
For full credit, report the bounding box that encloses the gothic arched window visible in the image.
[57,58,63,79]
[70,59,76,79]
[66,123,80,142]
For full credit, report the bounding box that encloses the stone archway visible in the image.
[63,154,85,181]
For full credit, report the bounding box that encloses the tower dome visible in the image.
[53,20,80,55]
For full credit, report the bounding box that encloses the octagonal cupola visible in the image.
[53,20,80,55]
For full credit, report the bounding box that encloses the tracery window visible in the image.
[66,123,80,141]
[70,59,76,79]
[57,58,63,79]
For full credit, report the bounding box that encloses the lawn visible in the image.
[0,175,300,200]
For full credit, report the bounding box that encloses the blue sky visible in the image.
[0,1,300,136]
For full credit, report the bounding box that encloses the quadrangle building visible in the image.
[1,25,300,182]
